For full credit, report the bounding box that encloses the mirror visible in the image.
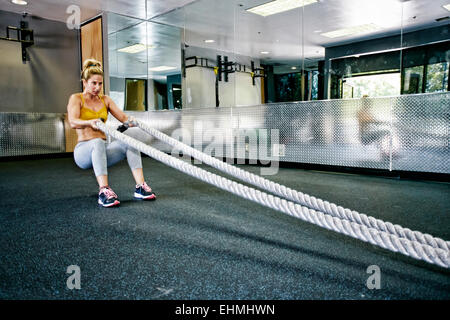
[125,78,147,111]
[154,0,448,104]
[107,12,182,110]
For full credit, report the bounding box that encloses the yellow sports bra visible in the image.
[79,93,108,121]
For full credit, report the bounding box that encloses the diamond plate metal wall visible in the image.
[1,92,448,174]
[0,113,65,157]
[390,93,449,173]
[253,97,393,170]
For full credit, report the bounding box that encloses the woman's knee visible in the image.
[74,138,106,169]
[73,151,92,169]
[91,138,107,151]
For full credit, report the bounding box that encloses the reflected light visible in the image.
[149,66,177,72]
[321,23,382,38]
[118,43,154,54]
[444,4,450,11]
[247,0,317,17]
[11,0,27,5]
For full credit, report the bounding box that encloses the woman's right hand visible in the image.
[87,119,100,130]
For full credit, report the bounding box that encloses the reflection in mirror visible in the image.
[102,0,449,174]
[108,13,182,110]
[152,0,448,104]
[322,0,449,100]
[400,1,450,95]
[181,0,237,108]
[147,22,182,110]
[235,0,304,104]
[322,0,404,100]
[125,79,147,111]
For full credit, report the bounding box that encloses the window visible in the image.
[425,62,449,93]
[274,73,302,102]
[403,66,424,94]
[402,62,449,94]
[342,72,401,98]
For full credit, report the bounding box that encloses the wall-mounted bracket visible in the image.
[217,55,235,82]
[251,61,265,86]
[0,21,34,63]
[183,55,265,87]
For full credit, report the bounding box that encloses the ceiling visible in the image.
[108,16,182,80]
[0,0,198,22]
[1,0,449,78]
[155,0,450,65]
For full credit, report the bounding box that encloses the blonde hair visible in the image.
[81,58,103,81]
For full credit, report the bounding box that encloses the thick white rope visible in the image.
[97,121,449,268]
[134,119,450,252]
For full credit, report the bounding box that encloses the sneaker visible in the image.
[98,186,120,207]
[134,181,156,200]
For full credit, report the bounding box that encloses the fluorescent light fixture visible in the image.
[260,51,270,54]
[443,4,450,11]
[247,0,317,17]
[291,66,297,70]
[118,43,154,54]
[204,39,215,43]
[11,0,27,5]
[148,66,176,72]
[321,23,383,38]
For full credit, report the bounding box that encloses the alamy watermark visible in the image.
[66,5,81,30]
[66,265,81,290]
[366,265,381,290]
[169,121,282,176]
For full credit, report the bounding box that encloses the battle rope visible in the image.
[134,118,450,252]
[96,121,449,268]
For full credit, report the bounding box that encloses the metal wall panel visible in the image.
[256,98,392,170]
[1,92,448,174]
[391,93,449,173]
[0,113,65,156]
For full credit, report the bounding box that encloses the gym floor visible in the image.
[0,156,449,299]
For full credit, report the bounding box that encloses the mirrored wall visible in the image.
[107,12,182,111]
[103,0,449,174]
[107,0,449,110]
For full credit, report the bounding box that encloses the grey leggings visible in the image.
[74,138,142,176]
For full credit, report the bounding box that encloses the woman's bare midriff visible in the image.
[76,127,107,142]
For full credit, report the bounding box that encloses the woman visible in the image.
[67,58,156,207]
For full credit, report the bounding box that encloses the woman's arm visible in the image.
[67,94,99,129]
[104,95,134,124]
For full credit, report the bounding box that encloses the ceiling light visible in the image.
[443,4,450,11]
[320,23,383,38]
[291,66,297,70]
[260,51,270,54]
[148,66,177,72]
[204,39,215,43]
[118,43,154,54]
[247,0,317,17]
[11,0,27,5]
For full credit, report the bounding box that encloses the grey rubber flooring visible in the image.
[0,156,449,299]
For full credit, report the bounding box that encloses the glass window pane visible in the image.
[425,62,449,93]
[344,73,401,98]
[403,66,424,94]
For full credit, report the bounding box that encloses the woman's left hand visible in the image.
[127,116,137,127]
